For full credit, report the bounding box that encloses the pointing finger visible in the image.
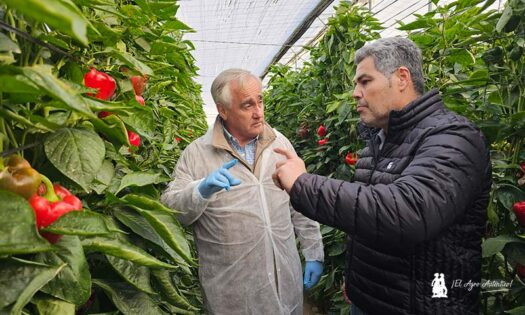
[222,159,238,169]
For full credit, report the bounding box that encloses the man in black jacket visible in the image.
[273,37,491,315]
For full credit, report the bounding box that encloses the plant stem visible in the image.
[40,174,59,202]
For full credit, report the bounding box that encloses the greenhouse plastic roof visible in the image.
[177,0,506,125]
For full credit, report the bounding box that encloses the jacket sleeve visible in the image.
[279,132,325,262]
[289,124,490,250]
[160,145,211,226]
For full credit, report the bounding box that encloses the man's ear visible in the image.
[396,66,412,92]
[217,104,228,121]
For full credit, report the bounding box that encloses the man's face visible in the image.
[219,76,264,144]
[352,56,398,129]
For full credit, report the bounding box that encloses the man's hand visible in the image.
[273,147,307,193]
[303,261,323,289]
[198,159,241,198]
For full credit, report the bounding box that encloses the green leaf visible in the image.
[113,209,191,273]
[447,49,475,66]
[163,19,193,32]
[496,6,513,33]
[120,108,155,138]
[44,128,105,191]
[0,33,20,53]
[104,48,153,76]
[93,279,164,315]
[0,258,65,313]
[0,75,40,94]
[0,0,94,45]
[91,160,115,194]
[133,210,193,265]
[151,269,198,311]
[106,255,155,294]
[115,172,169,194]
[502,241,525,265]
[120,194,176,214]
[42,210,113,236]
[398,18,435,31]
[0,190,53,255]
[34,296,75,315]
[505,306,525,315]
[482,235,522,257]
[495,184,525,210]
[35,236,91,305]
[81,235,176,269]
[21,65,95,117]
[326,101,340,114]
[91,114,130,146]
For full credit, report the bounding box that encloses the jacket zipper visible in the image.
[367,135,381,184]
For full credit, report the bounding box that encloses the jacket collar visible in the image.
[388,89,443,132]
[357,89,443,140]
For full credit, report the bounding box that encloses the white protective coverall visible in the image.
[161,119,324,315]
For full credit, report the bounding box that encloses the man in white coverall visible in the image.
[161,68,324,314]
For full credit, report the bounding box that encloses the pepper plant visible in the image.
[0,0,205,314]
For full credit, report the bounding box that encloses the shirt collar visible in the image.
[221,119,259,147]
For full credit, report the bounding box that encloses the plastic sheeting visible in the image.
[177,0,506,125]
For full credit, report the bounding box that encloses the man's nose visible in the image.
[352,87,362,100]
[253,105,263,118]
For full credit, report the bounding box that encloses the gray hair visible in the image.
[355,37,425,95]
[211,68,261,107]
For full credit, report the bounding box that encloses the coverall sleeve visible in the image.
[289,123,491,251]
[290,206,325,262]
[160,146,210,226]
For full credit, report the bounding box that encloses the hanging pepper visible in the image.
[318,138,329,146]
[29,175,83,243]
[317,124,327,137]
[131,75,148,96]
[127,130,141,147]
[83,68,117,100]
[513,201,525,228]
[0,155,41,199]
[345,152,358,166]
[135,94,145,106]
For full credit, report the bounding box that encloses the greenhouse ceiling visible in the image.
[177,0,507,125]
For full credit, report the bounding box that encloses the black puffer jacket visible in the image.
[290,90,491,315]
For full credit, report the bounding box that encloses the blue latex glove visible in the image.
[304,260,323,289]
[198,159,241,198]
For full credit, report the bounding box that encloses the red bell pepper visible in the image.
[29,175,83,243]
[135,95,145,106]
[84,68,116,100]
[317,124,327,137]
[127,130,141,147]
[513,201,525,228]
[98,111,112,118]
[318,138,328,146]
[131,75,148,96]
[345,152,358,166]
